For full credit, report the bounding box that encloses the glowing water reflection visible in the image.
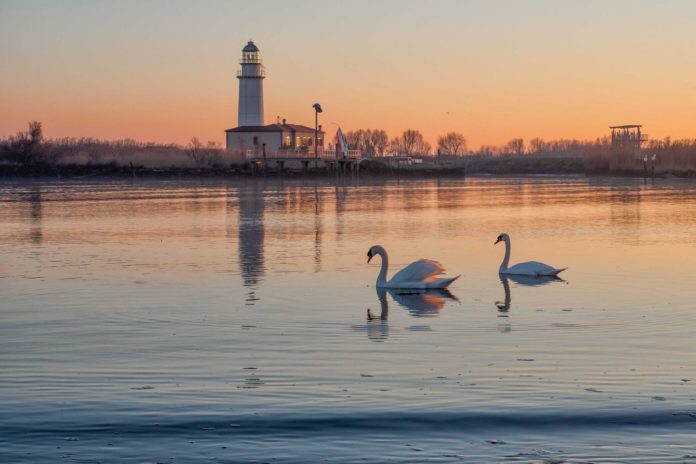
[2,177,696,463]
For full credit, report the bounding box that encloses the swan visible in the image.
[366,245,459,289]
[494,233,566,276]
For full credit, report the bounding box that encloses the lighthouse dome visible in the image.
[243,41,259,52]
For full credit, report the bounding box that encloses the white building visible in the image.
[226,41,324,153]
[226,118,324,154]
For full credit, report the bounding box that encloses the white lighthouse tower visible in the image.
[237,40,265,127]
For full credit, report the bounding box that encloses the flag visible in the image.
[335,127,348,158]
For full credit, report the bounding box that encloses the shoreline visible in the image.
[1,158,694,180]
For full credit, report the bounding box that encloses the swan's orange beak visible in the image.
[367,250,373,263]
[494,238,501,245]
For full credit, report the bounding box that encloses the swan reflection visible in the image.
[365,287,458,342]
[375,287,458,318]
[495,274,564,332]
[386,287,458,317]
[366,288,389,342]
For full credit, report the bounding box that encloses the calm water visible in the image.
[2,176,696,463]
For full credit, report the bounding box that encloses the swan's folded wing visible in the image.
[506,261,564,276]
[390,259,446,284]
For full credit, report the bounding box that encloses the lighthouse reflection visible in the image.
[237,184,266,303]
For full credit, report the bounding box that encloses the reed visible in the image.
[1,135,245,168]
[583,139,696,176]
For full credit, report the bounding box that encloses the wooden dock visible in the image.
[244,148,362,175]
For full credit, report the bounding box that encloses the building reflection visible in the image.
[608,184,642,245]
[313,185,322,273]
[236,183,266,303]
[334,181,348,245]
[28,185,43,246]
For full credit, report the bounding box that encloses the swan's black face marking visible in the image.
[367,249,373,263]
[494,235,503,245]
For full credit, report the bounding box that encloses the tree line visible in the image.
[5,121,696,172]
[344,129,606,157]
[345,129,466,157]
[0,121,226,167]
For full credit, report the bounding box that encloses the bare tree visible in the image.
[387,136,400,156]
[506,138,525,156]
[369,129,388,157]
[0,120,45,165]
[362,130,376,157]
[437,132,467,155]
[476,145,500,156]
[346,129,390,157]
[186,137,210,166]
[346,129,369,156]
[528,137,546,154]
[394,129,431,156]
[28,121,43,145]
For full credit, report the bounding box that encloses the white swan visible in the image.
[367,245,459,289]
[494,233,566,276]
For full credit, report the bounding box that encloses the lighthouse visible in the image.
[225,41,324,153]
[237,40,265,127]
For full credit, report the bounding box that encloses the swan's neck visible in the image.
[374,247,389,286]
[501,276,511,308]
[499,238,511,273]
[377,287,389,319]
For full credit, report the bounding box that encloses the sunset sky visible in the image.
[1,0,695,149]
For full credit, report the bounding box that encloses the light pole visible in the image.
[313,103,322,168]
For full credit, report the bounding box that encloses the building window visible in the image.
[283,135,291,148]
[253,136,259,146]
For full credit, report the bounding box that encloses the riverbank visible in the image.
[0,162,248,179]
[0,160,562,179]
[2,153,696,179]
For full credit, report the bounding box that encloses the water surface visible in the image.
[2,176,696,462]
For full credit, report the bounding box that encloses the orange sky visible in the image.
[1,0,695,149]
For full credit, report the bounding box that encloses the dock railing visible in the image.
[245,147,362,160]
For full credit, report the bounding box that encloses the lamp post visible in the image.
[313,103,323,168]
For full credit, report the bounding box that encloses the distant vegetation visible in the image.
[0,122,244,174]
[342,129,389,157]
[437,132,467,155]
[584,138,696,176]
[347,127,696,176]
[3,121,696,177]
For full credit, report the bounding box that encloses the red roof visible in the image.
[225,123,323,133]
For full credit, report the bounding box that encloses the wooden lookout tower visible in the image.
[610,125,647,151]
